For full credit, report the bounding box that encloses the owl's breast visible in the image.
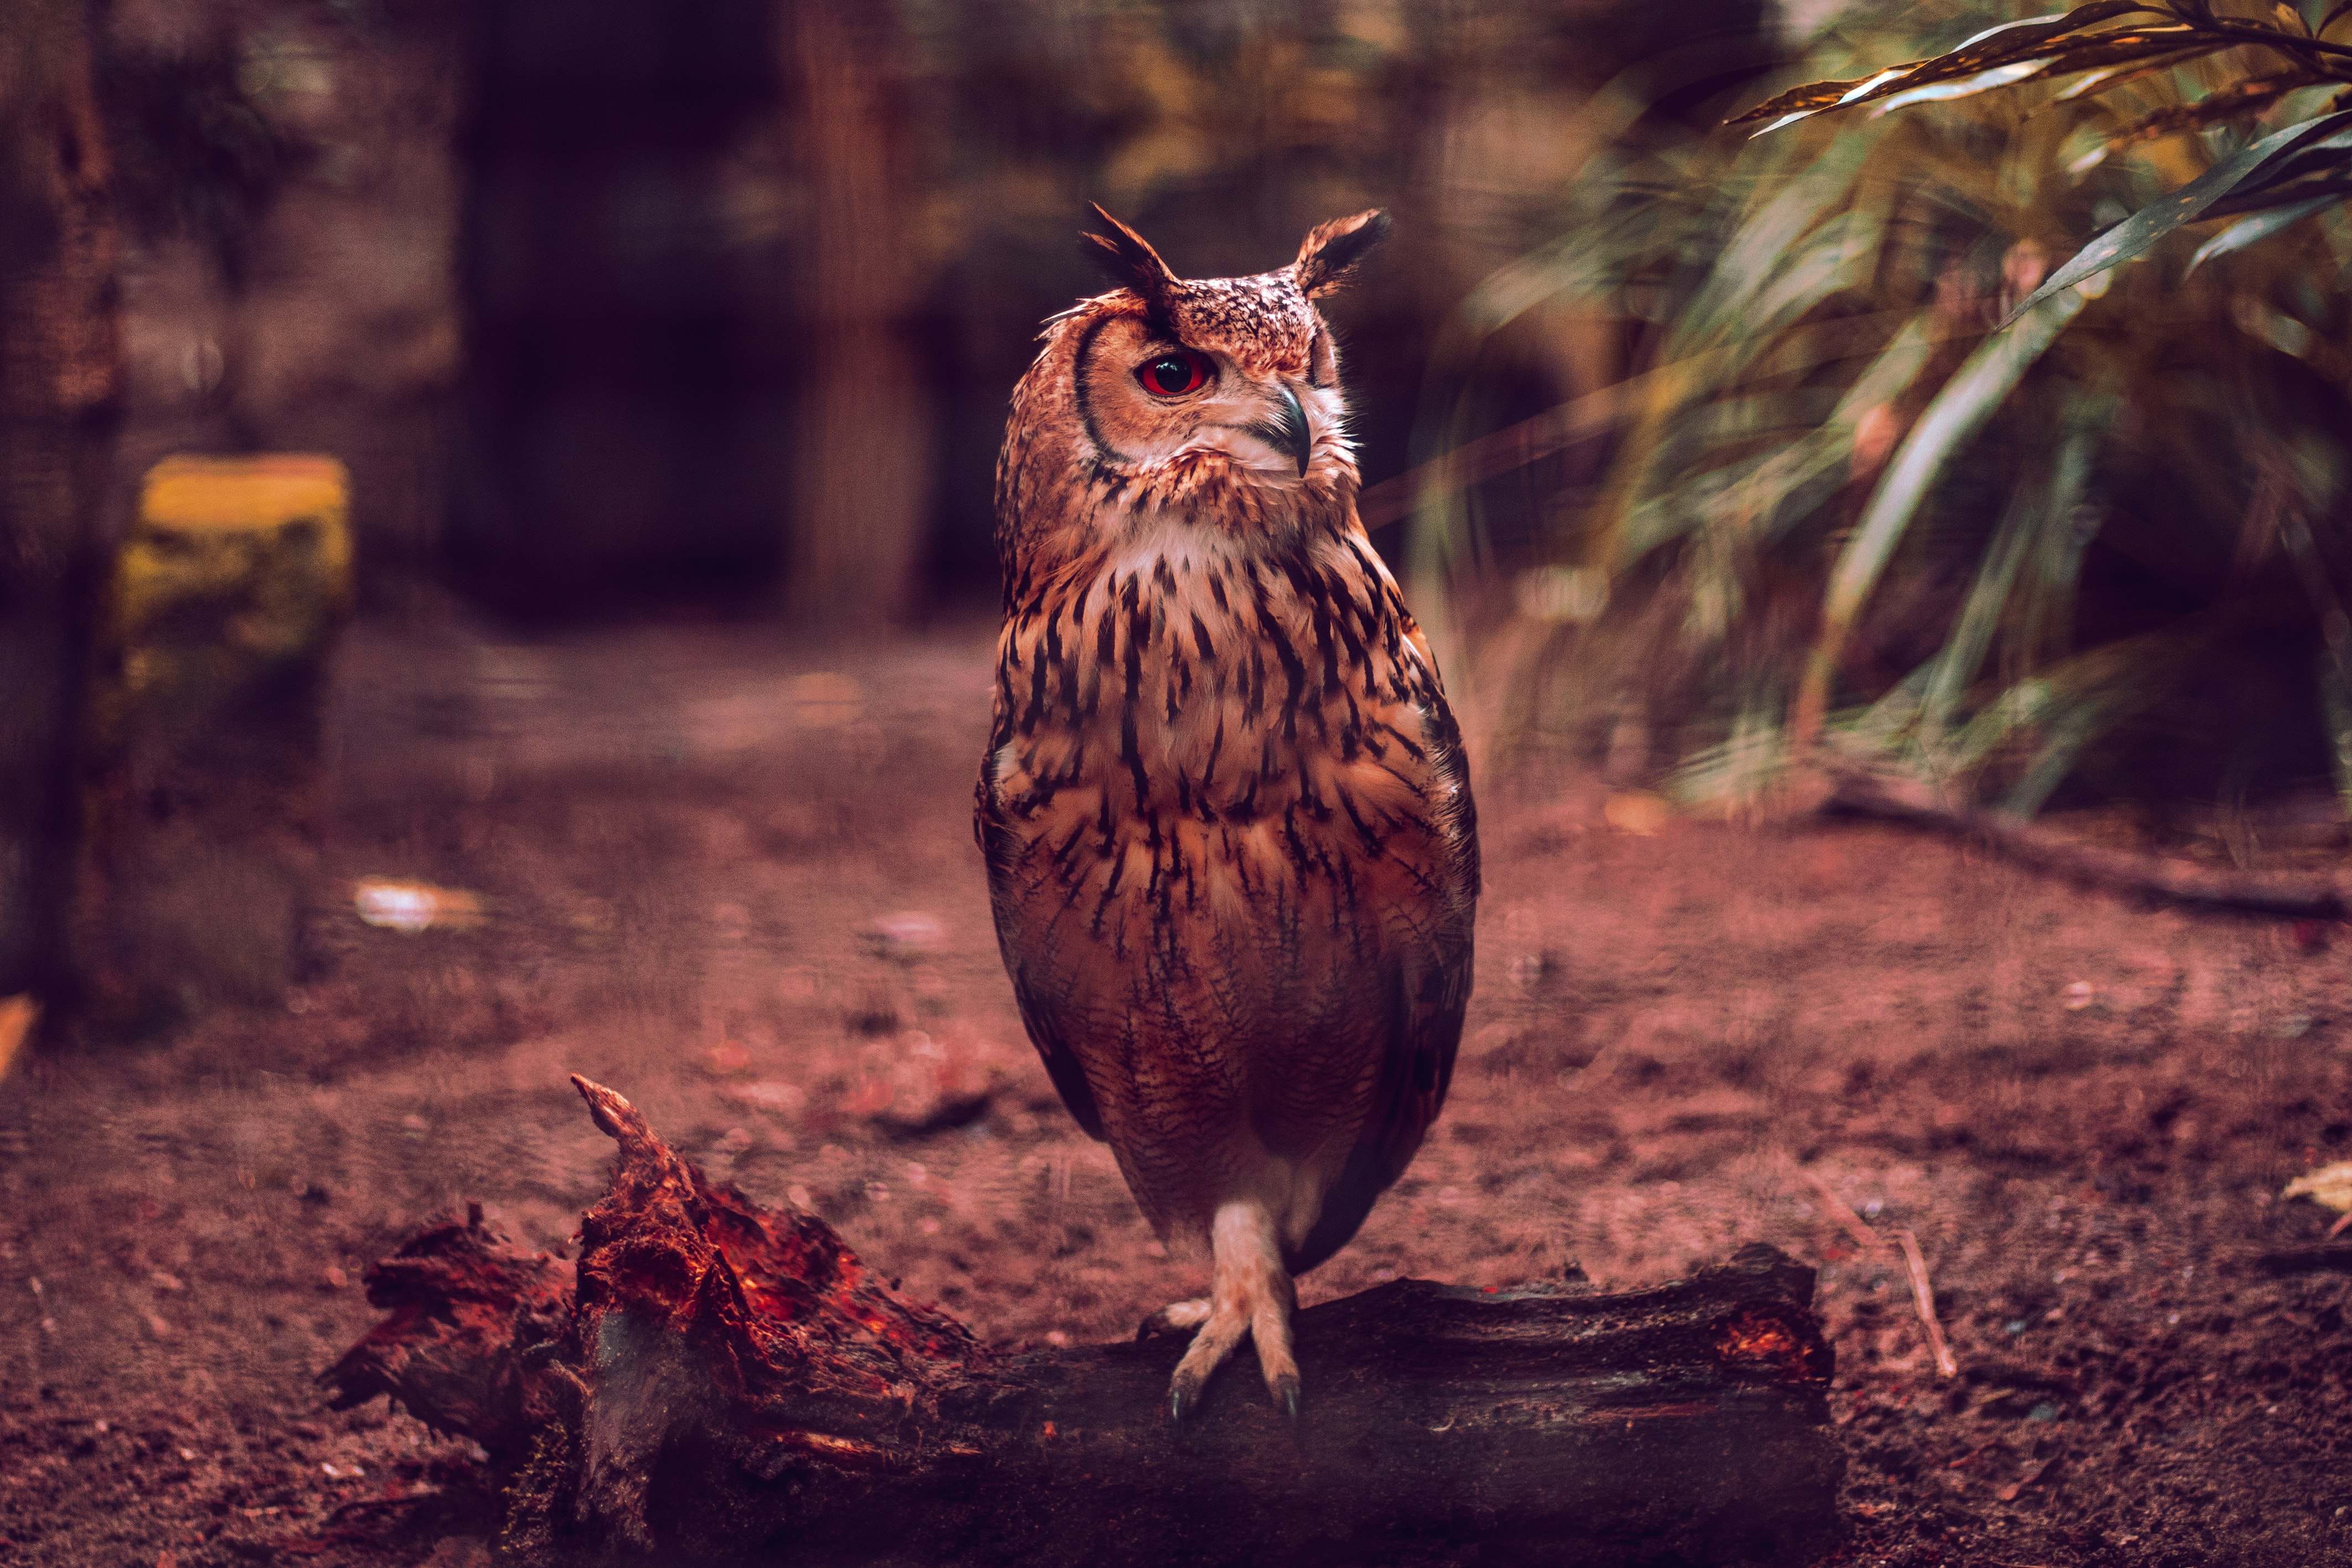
[978,523,1475,976]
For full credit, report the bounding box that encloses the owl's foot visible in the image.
[1136,1297,1210,1340]
[1165,1202,1298,1429]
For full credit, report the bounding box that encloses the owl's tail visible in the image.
[1166,1200,1299,1425]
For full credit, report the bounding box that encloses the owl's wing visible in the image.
[978,772,1110,1144]
[1002,957,1108,1143]
[1287,929,1474,1276]
[1287,663,1479,1276]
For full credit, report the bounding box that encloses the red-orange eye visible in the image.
[1135,351,1211,397]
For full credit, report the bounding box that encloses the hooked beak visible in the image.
[1244,382,1313,478]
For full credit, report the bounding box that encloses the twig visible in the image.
[1799,1168,1956,1377]
[2256,1240,2352,1275]
[1820,767,2349,921]
[1896,1228,1960,1380]
[1799,1167,1884,1251]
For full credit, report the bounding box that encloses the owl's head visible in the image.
[1000,208,1390,557]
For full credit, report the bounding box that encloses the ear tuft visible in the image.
[1293,209,1391,298]
[1082,204,1180,310]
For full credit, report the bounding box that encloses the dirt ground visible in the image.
[7,612,2352,1567]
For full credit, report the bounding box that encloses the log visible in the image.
[1820,765,2348,921]
[2255,1242,2352,1277]
[323,1078,1843,1566]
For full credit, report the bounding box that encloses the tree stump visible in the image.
[324,1078,1843,1566]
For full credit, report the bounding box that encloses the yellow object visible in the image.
[79,455,354,1026]
[2282,1161,2352,1214]
[0,994,36,1083]
[1603,790,1673,836]
[96,454,352,748]
[140,454,349,534]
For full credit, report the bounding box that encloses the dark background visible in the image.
[95,0,1776,621]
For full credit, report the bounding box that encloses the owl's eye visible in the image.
[1135,352,1212,398]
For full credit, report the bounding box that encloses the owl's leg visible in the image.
[1166,1201,1299,1427]
[1136,1297,1209,1339]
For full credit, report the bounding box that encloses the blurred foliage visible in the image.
[869,0,1770,594]
[99,32,301,286]
[888,0,1745,278]
[1443,0,2352,826]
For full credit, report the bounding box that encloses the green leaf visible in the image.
[1796,288,2088,742]
[1605,313,1935,569]
[2068,72,2326,171]
[2004,107,2352,322]
[1730,2,2172,132]
[1868,59,2055,117]
[2050,46,2215,100]
[2319,649,2352,822]
[2001,693,2112,815]
[2187,190,2348,268]
[1667,142,1872,357]
[2199,162,2352,221]
[1919,487,2042,747]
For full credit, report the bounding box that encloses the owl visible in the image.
[975,207,1478,1425]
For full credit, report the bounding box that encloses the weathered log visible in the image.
[2255,1242,2352,1277]
[323,1077,1843,1566]
[1821,766,2348,921]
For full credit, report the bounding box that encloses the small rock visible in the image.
[861,911,944,958]
[699,1041,752,1077]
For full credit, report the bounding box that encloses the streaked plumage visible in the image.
[976,208,1477,1422]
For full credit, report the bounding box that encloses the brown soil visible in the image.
[7,615,2352,1567]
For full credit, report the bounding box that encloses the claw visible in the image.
[1169,1375,1198,1430]
[1272,1372,1301,1428]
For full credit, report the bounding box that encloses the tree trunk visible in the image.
[326,1077,1844,1567]
[783,0,933,626]
[0,0,122,1013]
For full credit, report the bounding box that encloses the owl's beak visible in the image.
[1244,382,1313,478]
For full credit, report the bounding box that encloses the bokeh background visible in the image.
[89,0,1772,619]
[11,4,2352,1565]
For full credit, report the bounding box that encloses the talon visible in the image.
[1169,1378,1196,1429]
[1272,1372,1301,1427]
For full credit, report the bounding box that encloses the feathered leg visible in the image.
[1138,1297,1209,1337]
[1166,1201,1300,1427]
